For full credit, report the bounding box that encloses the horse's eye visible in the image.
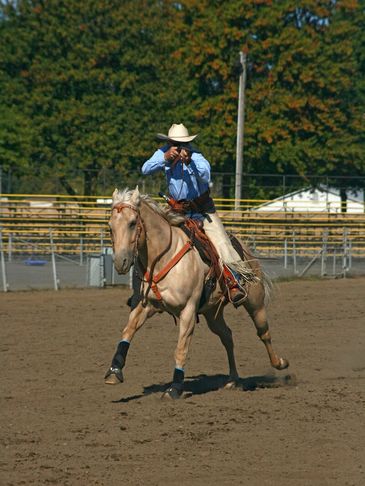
[129,220,137,229]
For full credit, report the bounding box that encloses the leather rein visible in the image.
[112,202,193,303]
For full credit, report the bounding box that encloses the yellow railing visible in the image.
[0,194,364,256]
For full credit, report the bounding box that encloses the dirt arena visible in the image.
[1,277,364,486]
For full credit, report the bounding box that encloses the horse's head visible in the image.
[109,187,143,274]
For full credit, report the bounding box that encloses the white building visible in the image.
[256,187,364,213]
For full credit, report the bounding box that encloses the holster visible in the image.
[168,190,216,215]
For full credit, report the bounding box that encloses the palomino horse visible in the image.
[105,187,289,398]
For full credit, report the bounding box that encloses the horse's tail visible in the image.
[242,245,273,306]
[229,233,273,306]
[261,269,273,307]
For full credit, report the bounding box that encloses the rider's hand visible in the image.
[164,146,179,163]
[180,148,191,165]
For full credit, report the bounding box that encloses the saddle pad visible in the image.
[180,219,216,268]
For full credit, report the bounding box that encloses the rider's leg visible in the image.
[202,212,252,306]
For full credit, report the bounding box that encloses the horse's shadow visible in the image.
[113,372,297,403]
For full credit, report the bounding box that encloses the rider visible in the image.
[141,123,254,307]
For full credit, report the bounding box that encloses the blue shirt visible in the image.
[141,144,211,201]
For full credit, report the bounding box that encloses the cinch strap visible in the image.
[144,240,193,301]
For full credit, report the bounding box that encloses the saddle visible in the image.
[181,219,221,274]
[180,218,247,308]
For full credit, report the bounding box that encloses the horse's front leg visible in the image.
[162,303,196,400]
[104,302,155,385]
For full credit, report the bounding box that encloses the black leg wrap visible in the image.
[163,368,184,398]
[162,368,185,399]
[111,340,130,369]
[105,341,130,382]
[173,368,184,385]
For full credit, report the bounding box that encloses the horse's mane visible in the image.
[112,188,185,226]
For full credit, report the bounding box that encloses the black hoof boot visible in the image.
[104,367,124,385]
[105,340,130,385]
[161,383,183,400]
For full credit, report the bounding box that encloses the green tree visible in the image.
[174,0,364,196]
[0,0,192,195]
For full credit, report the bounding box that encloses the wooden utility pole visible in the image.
[235,51,247,210]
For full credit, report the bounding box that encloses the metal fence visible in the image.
[2,168,365,200]
[1,193,364,291]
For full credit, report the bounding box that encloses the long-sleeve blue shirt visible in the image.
[141,144,211,202]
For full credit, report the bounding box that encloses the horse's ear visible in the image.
[112,188,119,202]
[130,186,141,206]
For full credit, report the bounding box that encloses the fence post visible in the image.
[80,235,83,266]
[49,230,59,290]
[86,255,90,286]
[332,248,337,276]
[347,240,352,270]
[112,259,115,285]
[252,236,256,253]
[100,229,104,253]
[292,231,297,275]
[342,228,348,278]
[284,238,288,269]
[0,229,9,292]
[8,233,12,263]
[321,229,328,277]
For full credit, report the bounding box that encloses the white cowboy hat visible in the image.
[156,123,198,143]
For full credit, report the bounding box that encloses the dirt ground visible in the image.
[0,278,364,486]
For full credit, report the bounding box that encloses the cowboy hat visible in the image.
[156,123,198,143]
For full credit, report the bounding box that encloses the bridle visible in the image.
[112,202,144,256]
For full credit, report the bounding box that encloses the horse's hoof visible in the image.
[104,367,124,385]
[275,358,289,370]
[224,380,238,390]
[161,384,183,400]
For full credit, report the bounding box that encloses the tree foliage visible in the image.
[0,0,363,195]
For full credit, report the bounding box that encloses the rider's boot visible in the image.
[223,265,246,308]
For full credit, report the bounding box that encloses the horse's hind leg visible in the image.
[244,283,289,370]
[203,306,239,384]
[104,302,155,385]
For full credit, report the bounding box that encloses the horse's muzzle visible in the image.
[113,251,133,274]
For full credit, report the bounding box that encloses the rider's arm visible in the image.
[188,152,211,184]
[141,148,167,175]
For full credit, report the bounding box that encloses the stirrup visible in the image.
[223,264,246,307]
[229,287,246,308]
